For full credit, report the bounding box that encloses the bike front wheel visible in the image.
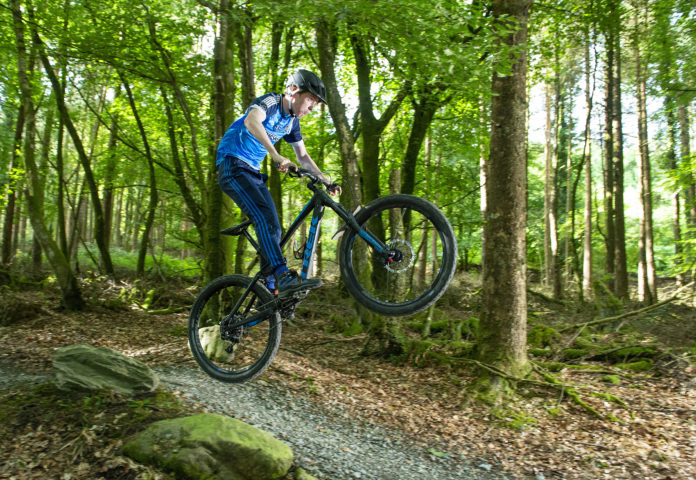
[188,275,281,383]
[339,194,457,316]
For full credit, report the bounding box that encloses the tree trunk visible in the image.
[349,32,409,343]
[679,104,695,232]
[666,102,683,284]
[2,106,24,266]
[611,27,629,301]
[103,86,121,251]
[12,0,83,309]
[317,19,384,345]
[33,93,55,277]
[34,29,114,276]
[582,33,594,302]
[565,95,575,286]
[56,109,68,256]
[350,32,407,204]
[266,21,285,224]
[603,35,616,280]
[476,0,531,403]
[316,20,362,209]
[401,85,442,197]
[121,76,158,277]
[634,7,657,304]
[543,81,561,298]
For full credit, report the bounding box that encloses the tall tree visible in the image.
[633,0,657,303]
[610,6,629,300]
[1,106,23,266]
[120,75,158,277]
[11,0,83,309]
[34,28,115,276]
[476,0,531,402]
[543,77,562,299]
[581,23,595,302]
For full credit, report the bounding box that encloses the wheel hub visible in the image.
[384,238,415,273]
[220,315,245,343]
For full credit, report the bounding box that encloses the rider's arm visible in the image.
[290,140,331,184]
[290,141,342,196]
[244,108,296,172]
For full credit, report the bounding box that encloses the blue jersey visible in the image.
[216,93,302,170]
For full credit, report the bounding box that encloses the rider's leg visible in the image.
[218,155,287,275]
[219,155,322,296]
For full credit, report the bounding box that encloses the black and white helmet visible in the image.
[286,69,327,104]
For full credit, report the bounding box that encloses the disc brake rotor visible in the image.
[385,238,415,273]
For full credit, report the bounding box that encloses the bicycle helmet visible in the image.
[286,69,327,104]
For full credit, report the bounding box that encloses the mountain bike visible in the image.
[188,168,457,382]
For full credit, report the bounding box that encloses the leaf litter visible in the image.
[0,282,694,480]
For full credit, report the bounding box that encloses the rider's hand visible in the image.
[326,183,342,196]
[273,154,298,173]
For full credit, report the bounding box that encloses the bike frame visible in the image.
[224,177,390,330]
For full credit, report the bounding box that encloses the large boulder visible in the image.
[122,413,294,480]
[52,343,159,395]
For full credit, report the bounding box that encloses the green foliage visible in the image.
[527,324,562,348]
[615,359,653,372]
[81,247,201,279]
[561,348,587,360]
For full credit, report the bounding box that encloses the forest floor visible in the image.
[0,270,695,479]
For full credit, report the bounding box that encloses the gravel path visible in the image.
[155,365,511,480]
[0,362,510,480]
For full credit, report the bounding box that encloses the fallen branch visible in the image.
[560,282,696,334]
[559,297,676,333]
[527,288,568,305]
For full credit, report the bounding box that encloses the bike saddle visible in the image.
[221,219,253,236]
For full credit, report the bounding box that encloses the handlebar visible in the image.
[273,163,340,194]
[287,167,336,189]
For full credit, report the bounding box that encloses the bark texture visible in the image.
[477,0,531,400]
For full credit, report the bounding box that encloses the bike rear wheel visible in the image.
[188,275,281,383]
[339,194,457,316]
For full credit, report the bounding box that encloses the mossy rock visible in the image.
[527,324,561,348]
[294,468,319,480]
[122,413,293,480]
[615,359,653,372]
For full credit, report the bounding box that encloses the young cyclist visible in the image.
[216,69,340,296]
